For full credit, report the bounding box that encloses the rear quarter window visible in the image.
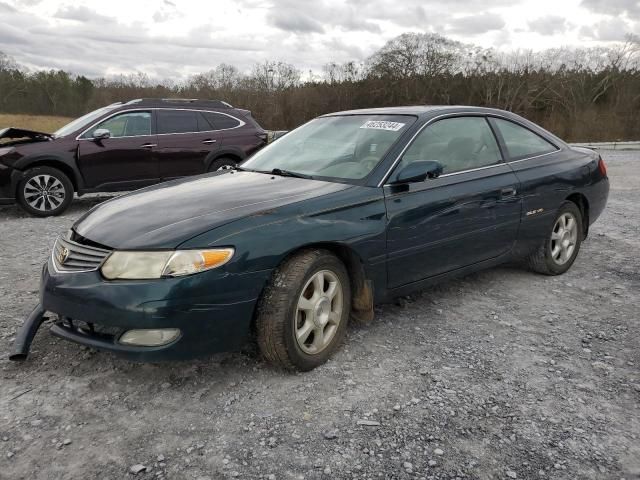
[493,118,558,160]
[202,112,242,130]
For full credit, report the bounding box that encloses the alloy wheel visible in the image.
[294,270,344,355]
[23,174,66,212]
[550,212,578,265]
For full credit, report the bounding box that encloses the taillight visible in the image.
[597,156,607,177]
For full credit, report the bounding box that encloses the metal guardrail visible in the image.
[570,141,640,151]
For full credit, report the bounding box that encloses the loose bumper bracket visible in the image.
[9,304,46,361]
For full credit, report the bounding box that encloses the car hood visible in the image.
[74,171,352,249]
[0,127,53,146]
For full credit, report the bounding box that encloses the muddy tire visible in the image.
[256,249,351,371]
[527,201,583,275]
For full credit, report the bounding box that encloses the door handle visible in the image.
[202,139,217,145]
[140,143,157,149]
[501,187,517,197]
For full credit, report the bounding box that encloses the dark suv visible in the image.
[0,98,267,216]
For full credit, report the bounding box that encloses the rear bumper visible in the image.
[39,260,272,361]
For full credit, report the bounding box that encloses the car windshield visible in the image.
[242,115,415,182]
[53,105,121,138]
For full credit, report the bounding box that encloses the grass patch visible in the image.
[0,113,73,133]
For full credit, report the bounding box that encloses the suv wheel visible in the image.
[256,249,351,371]
[17,167,73,217]
[208,157,237,172]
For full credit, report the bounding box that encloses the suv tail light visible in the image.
[597,155,607,177]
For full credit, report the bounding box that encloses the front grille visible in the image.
[52,233,111,273]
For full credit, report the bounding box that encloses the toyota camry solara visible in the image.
[11,106,609,371]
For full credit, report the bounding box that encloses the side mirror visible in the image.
[92,128,111,140]
[391,161,443,185]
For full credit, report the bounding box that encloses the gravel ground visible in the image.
[0,151,638,480]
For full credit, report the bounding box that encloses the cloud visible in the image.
[54,5,109,22]
[528,15,570,35]
[580,17,635,41]
[0,1,17,12]
[267,11,325,34]
[266,1,380,34]
[0,0,637,81]
[581,0,640,20]
[447,12,506,35]
[340,1,435,28]
[152,0,183,23]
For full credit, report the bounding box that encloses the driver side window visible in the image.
[396,117,502,176]
[83,111,152,139]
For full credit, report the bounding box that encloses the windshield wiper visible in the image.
[270,168,313,180]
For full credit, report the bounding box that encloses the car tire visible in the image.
[256,249,351,371]
[208,157,237,172]
[17,167,74,217]
[526,201,583,275]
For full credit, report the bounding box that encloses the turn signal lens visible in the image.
[162,248,234,277]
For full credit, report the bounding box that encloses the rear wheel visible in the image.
[208,157,237,172]
[526,201,583,275]
[17,167,73,217]
[256,249,351,371]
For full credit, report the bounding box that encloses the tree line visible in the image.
[1,33,639,141]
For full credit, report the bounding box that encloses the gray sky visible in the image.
[0,0,638,79]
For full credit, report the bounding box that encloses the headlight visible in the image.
[101,248,234,280]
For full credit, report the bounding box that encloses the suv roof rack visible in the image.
[124,98,233,108]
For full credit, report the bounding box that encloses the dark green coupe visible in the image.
[11,106,609,371]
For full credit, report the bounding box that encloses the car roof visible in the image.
[321,105,568,148]
[322,105,515,118]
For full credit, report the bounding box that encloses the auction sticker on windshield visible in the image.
[360,120,406,131]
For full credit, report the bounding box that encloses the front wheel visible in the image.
[17,167,73,217]
[526,201,583,275]
[256,249,351,371]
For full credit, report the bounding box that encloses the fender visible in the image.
[178,185,389,302]
[11,150,86,192]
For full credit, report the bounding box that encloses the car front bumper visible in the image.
[22,260,272,361]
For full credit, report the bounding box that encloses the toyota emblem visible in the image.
[58,247,69,264]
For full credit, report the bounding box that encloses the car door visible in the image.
[384,115,522,288]
[488,117,568,253]
[77,110,157,189]
[155,109,223,179]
